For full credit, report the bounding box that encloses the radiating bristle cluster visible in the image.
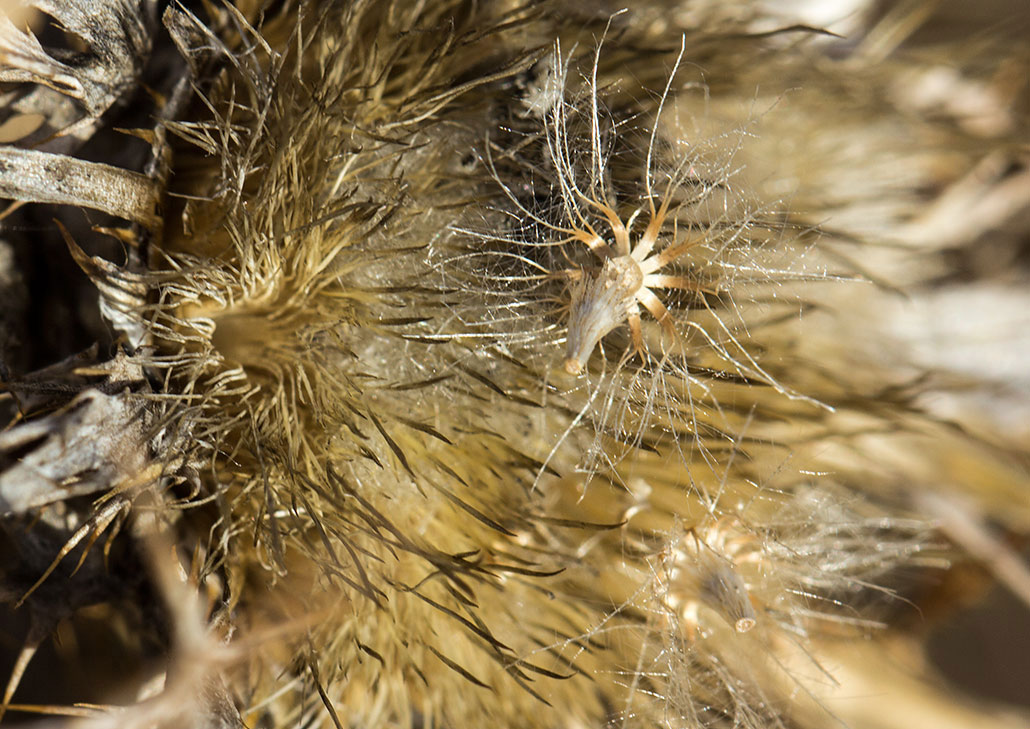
[470,38,771,382]
[134,7,945,726]
[4,1,1026,728]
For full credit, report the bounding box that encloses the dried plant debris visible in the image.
[0,146,161,227]
[0,0,196,377]
[0,347,163,515]
[0,1,1028,728]
[0,0,164,247]
[0,0,157,150]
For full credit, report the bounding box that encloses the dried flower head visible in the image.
[3,2,1027,729]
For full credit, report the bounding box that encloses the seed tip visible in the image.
[734,617,756,633]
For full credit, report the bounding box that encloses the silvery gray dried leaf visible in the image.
[62,221,151,344]
[0,145,160,228]
[2,344,146,410]
[0,0,157,149]
[0,385,154,515]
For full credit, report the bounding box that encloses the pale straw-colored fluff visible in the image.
[13,1,1026,728]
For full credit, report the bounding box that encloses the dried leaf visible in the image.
[0,146,160,228]
[0,386,153,515]
[0,0,157,145]
[60,221,150,345]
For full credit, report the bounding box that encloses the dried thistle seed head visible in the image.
[540,40,706,374]
[657,518,761,636]
[39,4,1010,729]
[439,33,833,488]
[611,484,938,729]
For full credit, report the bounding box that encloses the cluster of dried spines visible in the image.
[154,2,529,475]
[127,5,941,729]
